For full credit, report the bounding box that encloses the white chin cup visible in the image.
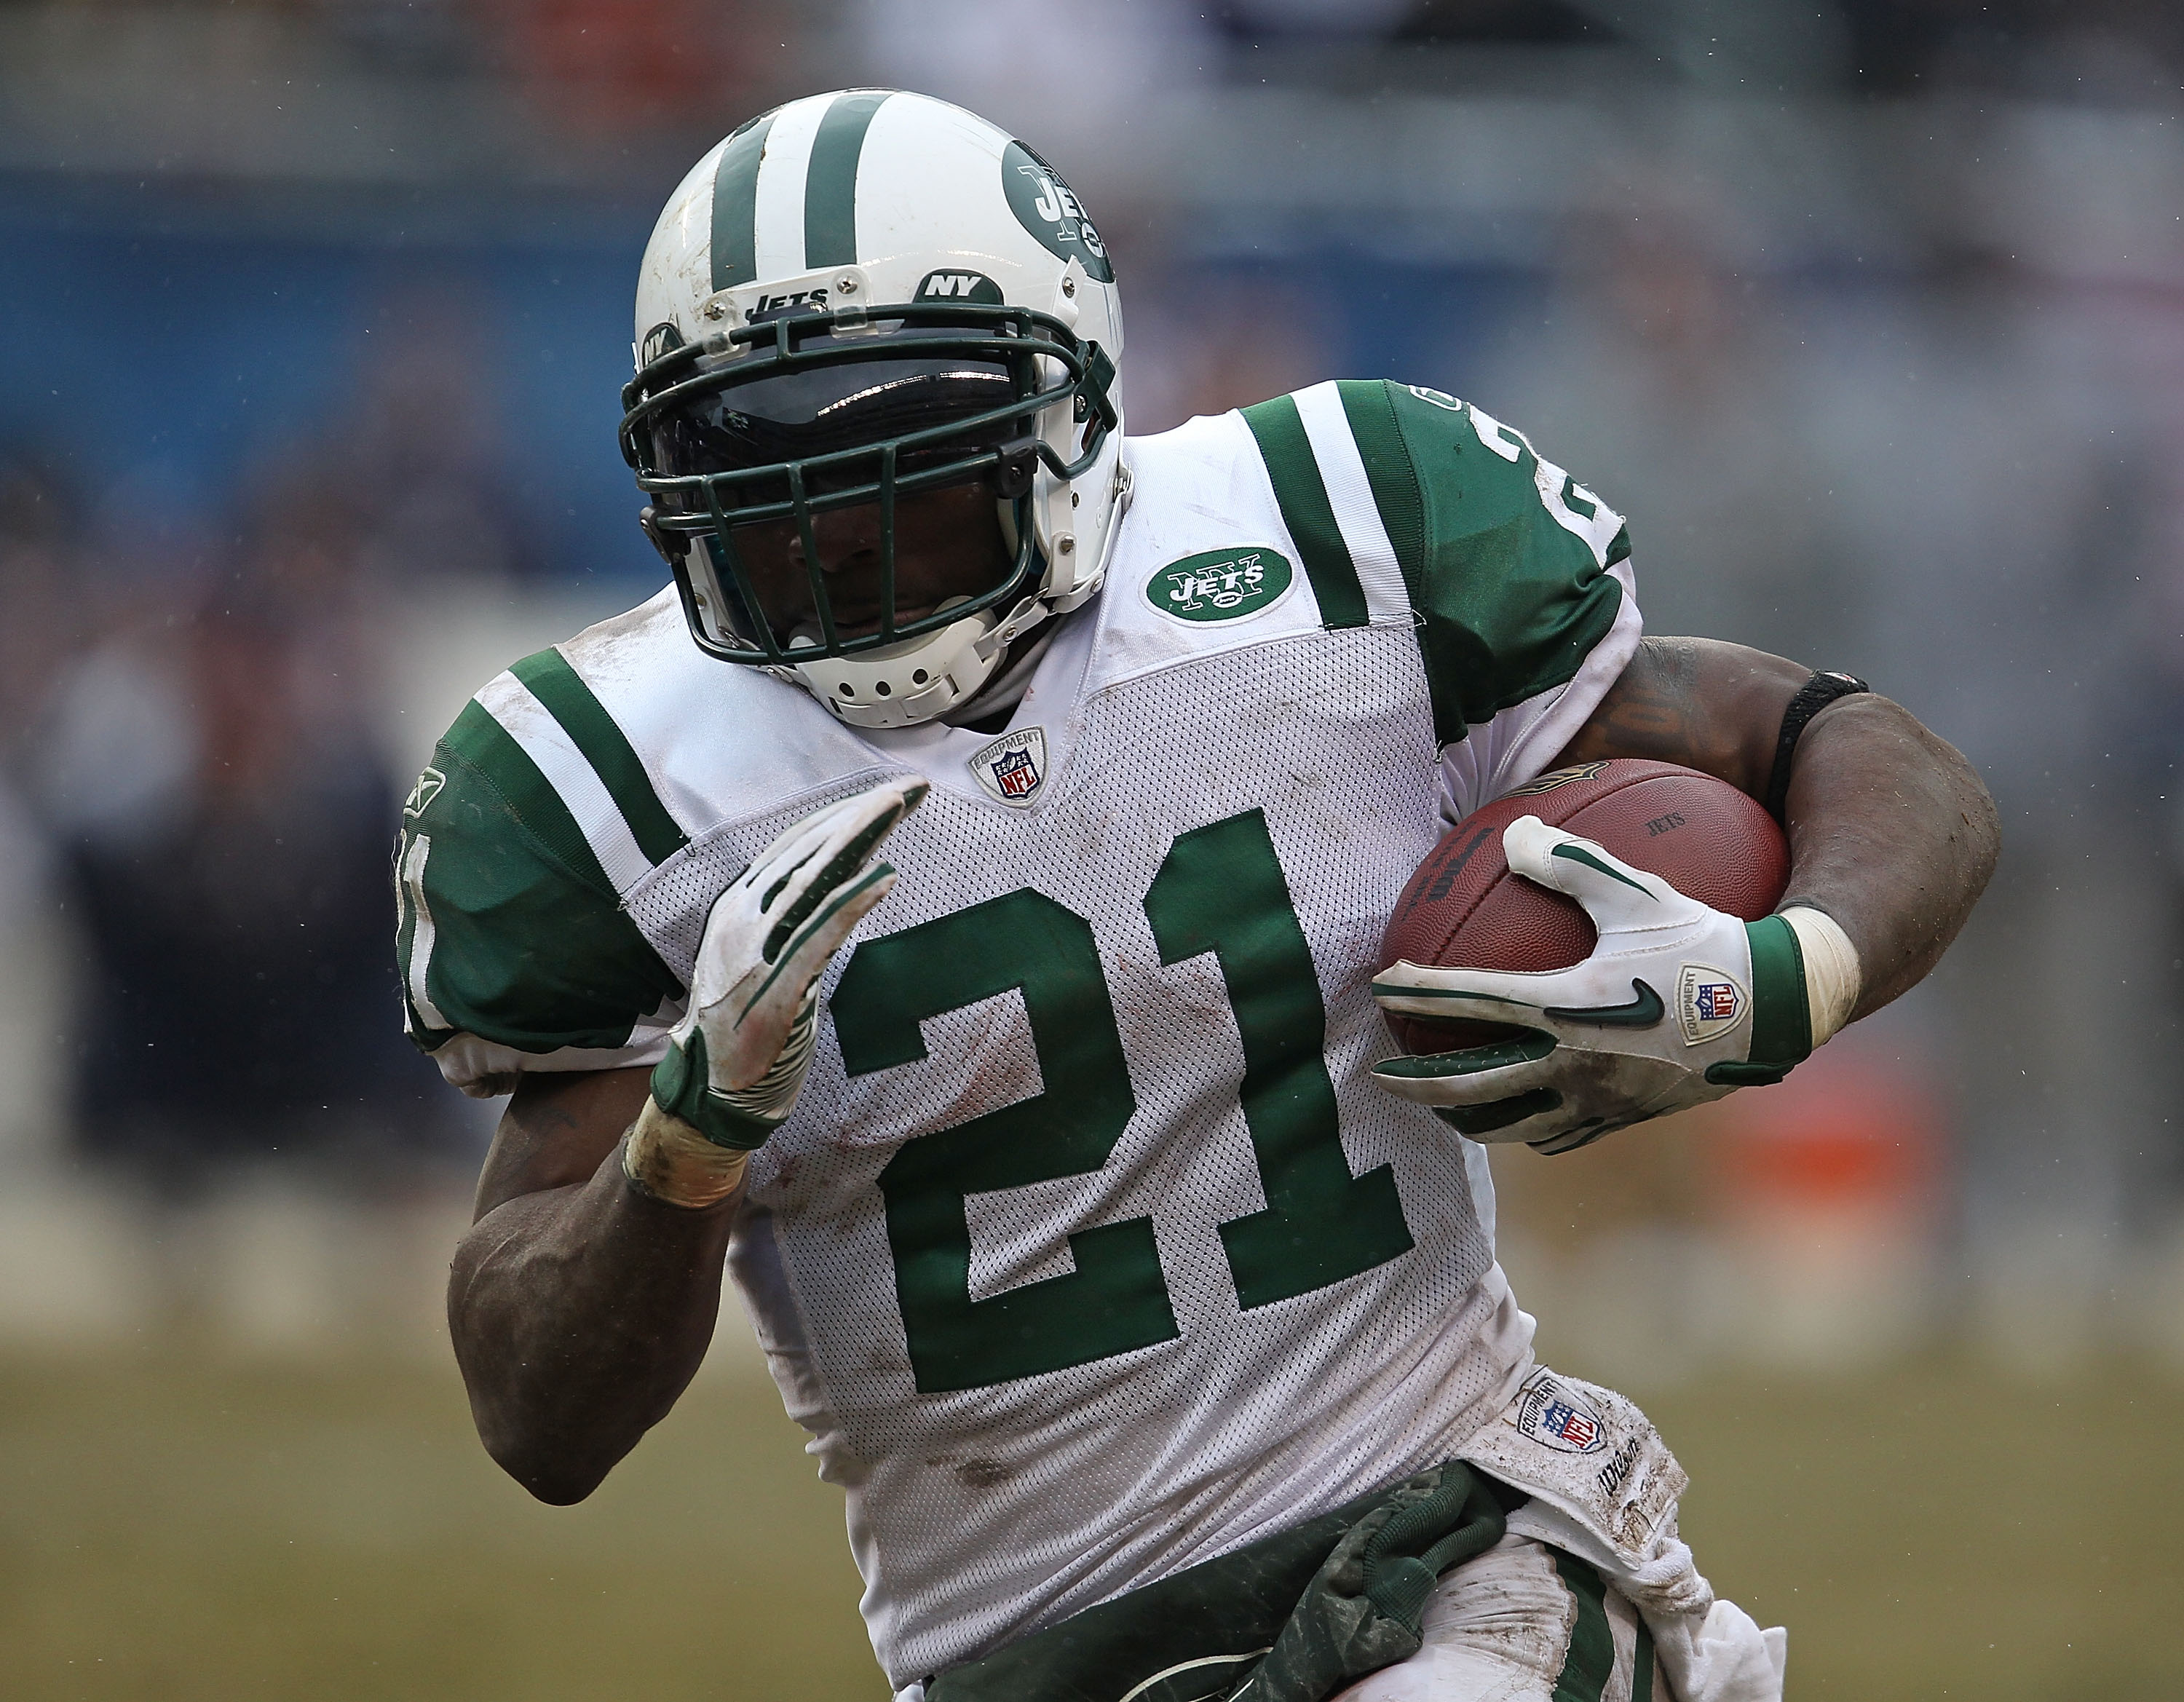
[769,404,1131,732]
[790,613,1002,730]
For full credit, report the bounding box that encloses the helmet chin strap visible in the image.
[940,620,1061,727]
[935,447,1128,727]
[767,430,1126,729]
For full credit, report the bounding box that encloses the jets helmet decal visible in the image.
[621,90,1129,729]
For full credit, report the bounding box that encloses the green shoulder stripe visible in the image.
[1336,379,1425,579]
[442,700,612,895]
[1240,394,1369,629]
[1342,380,1627,748]
[396,728,681,1058]
[510,648,690,866]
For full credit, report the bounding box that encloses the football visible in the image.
[1380,759,1790,1054]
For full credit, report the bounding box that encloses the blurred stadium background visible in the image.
[3,1,2182,1696]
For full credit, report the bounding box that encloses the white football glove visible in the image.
[1371,816,1858,1155]
[627,779,925,1206]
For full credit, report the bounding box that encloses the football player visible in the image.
[409,92,1995,1702]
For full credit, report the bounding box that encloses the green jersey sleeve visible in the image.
[1241,379,1634,752]
[393,697,683,1093]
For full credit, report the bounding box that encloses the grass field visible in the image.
[2,1342,2179,1700]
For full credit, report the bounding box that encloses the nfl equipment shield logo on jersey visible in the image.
[1512,1369,1607,1455]
[970,727,1048,808]
[1677,964,1751,1045]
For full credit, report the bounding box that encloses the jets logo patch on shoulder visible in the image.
[1146,547,1294,625]
[970,727,1048,808]
[1677,964,1750,1045]
[403,767,446,818]
[1511,1369,1607,1455]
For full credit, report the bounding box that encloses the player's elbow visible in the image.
[1812,694,2001,879]
[477,1412,615,1505]
[1957,769,2002,903]
[1959,754,2002,874]
[509,1460,609,1508]
[1893,697,2002,896]
[454,1345,621,1503]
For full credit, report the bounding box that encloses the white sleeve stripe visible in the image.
[399,831,450,1032]
[476,672,656,896]
[428,1029,676,1098]
[1289,381,1413,625]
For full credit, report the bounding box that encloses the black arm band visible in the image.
[1763,670,1870,826]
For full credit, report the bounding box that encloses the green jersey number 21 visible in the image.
[832,808,1415,1393]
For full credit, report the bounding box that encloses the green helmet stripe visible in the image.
[803,90,890,271]
[710,112,776,291]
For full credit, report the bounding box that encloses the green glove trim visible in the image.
[1704,1059,1792,1088]
[1528,1115,1624,1155]
[1704,914,1812,1088]
[1378,1027,1556,1076]
[649,1030,780,1151]
[1433,1088,1563,1137]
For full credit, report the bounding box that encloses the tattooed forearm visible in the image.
[1551,637,1808,799]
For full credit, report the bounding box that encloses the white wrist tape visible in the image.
[622,1098,750,1211]
[1781,905,1861,1046]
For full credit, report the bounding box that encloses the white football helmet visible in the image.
[620,90,1129,729]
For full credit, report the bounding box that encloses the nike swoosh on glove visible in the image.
[1369,815,1821,1155]
[649,777,927,1150]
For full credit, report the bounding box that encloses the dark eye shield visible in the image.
[621,301,1117,665]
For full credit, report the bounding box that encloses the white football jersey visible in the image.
[396,381,1639,1687]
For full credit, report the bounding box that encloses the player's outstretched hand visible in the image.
[629,780,925,1205]
[1369,816,1828,1154]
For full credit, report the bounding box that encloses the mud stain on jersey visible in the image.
[927,1456,1018,1489]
